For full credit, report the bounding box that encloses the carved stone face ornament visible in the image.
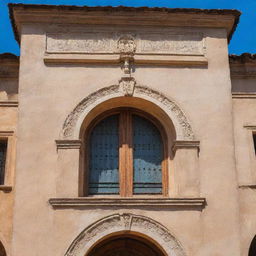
[117,36,136,55]
[117,36,136,75]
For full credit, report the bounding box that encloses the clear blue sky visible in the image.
[1,0,256,55]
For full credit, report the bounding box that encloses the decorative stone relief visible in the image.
[117,35,136,75]
[65,213,186,256]
[119,77,136,96]
[62,85,119,138]
[46,31,204,56]
[138,33,204,55]
[46,33,117,53]
[134,86,194,140]
[61,84,195,140]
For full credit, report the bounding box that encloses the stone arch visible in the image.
[65,213,186,256]
[61,84,195,141]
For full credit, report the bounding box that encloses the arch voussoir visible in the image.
[65,213,186,256]
[61,84,195,141]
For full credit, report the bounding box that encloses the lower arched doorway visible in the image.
[87,235,166,256]
[0,241,6,256]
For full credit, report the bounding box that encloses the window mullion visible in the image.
[119,111,133,197]
[126,112,133,197]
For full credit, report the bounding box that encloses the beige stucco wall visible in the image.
[0,76,18,256]
[232,79,256,256]
[7,19,244,256]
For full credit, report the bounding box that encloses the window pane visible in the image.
[89,115,119,194]
[0,140,7,185]
[133,115,163,194]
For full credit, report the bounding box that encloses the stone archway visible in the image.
[65,213,186,256]
[60,84,195,141]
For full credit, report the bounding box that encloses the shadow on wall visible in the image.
[0,241,6,256]
[249,235,256,256]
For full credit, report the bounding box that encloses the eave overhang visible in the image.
[9,4,241,44]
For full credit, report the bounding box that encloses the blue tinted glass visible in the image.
[89,115,119,194]
[133,115,163,194]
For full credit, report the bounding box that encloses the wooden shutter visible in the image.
[88,115,119,194]
[133,115,163,194]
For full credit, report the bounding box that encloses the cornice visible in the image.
[9,4,240,44]
[49,197,206,208]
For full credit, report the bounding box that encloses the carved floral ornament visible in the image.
[61,84,195,141]
[65,213,186,256]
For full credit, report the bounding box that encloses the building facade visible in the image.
[0,4,256,256]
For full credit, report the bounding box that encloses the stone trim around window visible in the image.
[55,140,82,150]
[0,185,12,192]
[0,101,18,107]
[172,140,200,153]
[239,124,256,187]
[0,131,15,191]
[49,197,206,208]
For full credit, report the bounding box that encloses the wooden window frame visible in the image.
[82,108,168,197]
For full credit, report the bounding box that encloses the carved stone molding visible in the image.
[172,140,200,153]
[61,84,195,141]
[134,86,194,140]
[55,140,82,150]
[64,213,186,256]
[49,197,206,208]
[119,77,136,96]
[62,85,120,138]
[232,93,256,99]
[0,101,18,107]
[244,124,256,130]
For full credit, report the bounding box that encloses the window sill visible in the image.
[49,197,206,208]
[0,185,12,192]
[239,184,256,189]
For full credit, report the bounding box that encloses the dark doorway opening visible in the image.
[249,235,256,256]
[87,235,165,256]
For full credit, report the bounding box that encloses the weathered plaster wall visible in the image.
[0,76,18,255]
[11,21,241,256]
[232,90,256,256]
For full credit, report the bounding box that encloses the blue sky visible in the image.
[1,0,256,55]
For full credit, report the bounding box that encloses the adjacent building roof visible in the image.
[0,53,19,79]
[229,53,256,79]
[229,53,256,63]
[9,4,241,44]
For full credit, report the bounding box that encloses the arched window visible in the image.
[249,235,256,256]
[84,109,167,197]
